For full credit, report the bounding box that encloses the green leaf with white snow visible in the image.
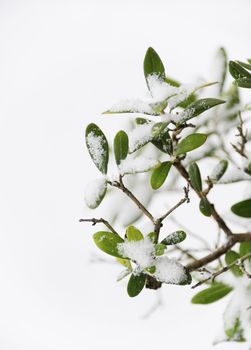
[93,231,124,258]
[161,231,186,245]
[179,98,225,123]
[86,123,109,174]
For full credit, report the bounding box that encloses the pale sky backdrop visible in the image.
[0,0,251,349]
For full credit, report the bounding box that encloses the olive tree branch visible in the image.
[192,251,251,289]
[186,233,251,273]
[174,161,233,237]
[158,184,190,222]
[79,218,118,235]
[231,113,248,159]
[107,178,155,224]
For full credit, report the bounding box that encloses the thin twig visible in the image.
[79,218,118,235]
[231,113,248,159]
[107,179,155,223]
[158,184,190,222]
[174,161,233,237]
[192,251,251,288]
[187,233,251,273]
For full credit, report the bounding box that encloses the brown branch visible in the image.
[192,251,251,288]
[174,161,233,237]
[79,218,118,235]
[231,113,248,159]
[107,179,155,224]
[187,233,251,272]
[158,184,190,222]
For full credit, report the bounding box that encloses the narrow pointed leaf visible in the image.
[161,231,186,245]
[225,251,243,277]
[231,199,251,218]
[191,283,232,304]
[211,160,228,181]
[84,178,107,209]
[188,162,202,192]
[144,47,165,89]
[150,161,172,190]
[229,61,251,79]
[93,231,124,258]
[199,197,212,217]
[236,60,251,71]
[127,273,146,297]
[176,133,207,156]
[86,123,109,174]
[114,130,128,165]
[225,318,245,342]
[116,258,132,270]
[126,226,144,241]
[235,77,251,88]
[217,47,227,94]
[179,98,225,123]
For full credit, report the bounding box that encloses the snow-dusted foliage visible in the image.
[82,47,251,346]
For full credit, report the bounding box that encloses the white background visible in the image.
[0,0,250,349]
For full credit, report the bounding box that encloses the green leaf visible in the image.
[235,77,251,88]
[188,162,202,192]
[217,47,227,94]
[236,60,251,71]
[191,283,232,304]
[150,161,172,190]
[244,162,251,176]
[179,98,225,123]
[93,231,124,258]
[126,226,144,241]
[127,273,146,297]
[225,251,243,277]
[147,232,157,243]
[179,268,192,285]
[114,130,128,165]
[85,179,107,209]
[151,130,172,154]
[164,76,180,87]
[144,47,165,89]
[239,242,251,260]
[225,318,245,342]
[145,266,156,274]
[211,160,228,181]
[231,199,251,218]
[135,117,151,125]
[176,133,207,156]
[155,243,167,256]
[150,122,173,154]
[199,197,212,217]
[116,258,132,270]
[229,60,251,80]
[161,230,186,245]
[178,93,197,109]
[85,123,109,174]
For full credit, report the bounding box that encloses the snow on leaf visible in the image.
[119,154,159,176]
[84,177,107,209]
[154,256,191,285]
[128,122,155,153]
[118,237,155,270]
